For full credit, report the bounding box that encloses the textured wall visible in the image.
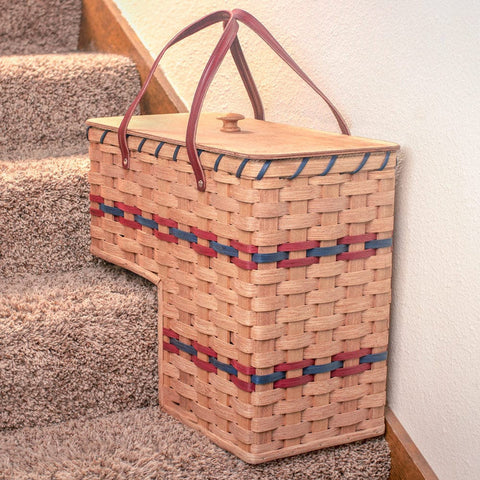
[114,1,480,478]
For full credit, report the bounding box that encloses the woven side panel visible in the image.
[88,127,395,462]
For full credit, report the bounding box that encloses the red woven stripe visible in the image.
[192,341,217,358]
[274,374,313,389]
[153,215,178,228]
[230,240,258,254]
[114,202,142,215]
[163,328,180,340]
[154,231,178,243]
[278,241,319,252]
[192,243,217,257]
[332,348,372,362]
[190,227,217,241]
[275,359,314,372]
[163,341,179,354]
[231,359,256,376]
[331,363,371,378]
[231,257,258,270]
[193,356,217,373]
[89,194,104,204]
[277,257,318,268]
[90,208,104,217]
[338,233,376,245]
[230,375,256,392]
[118,217,142,230]
[337,249,375,261]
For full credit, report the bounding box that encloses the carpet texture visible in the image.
[0,0,82,55]
[0,265,158,431]
[0,155,93,277]
[0,53,140,160]
[0,407,390,480]
[0,1,391,477]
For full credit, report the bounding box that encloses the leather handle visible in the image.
[186,9,350,190]
[232,9,350,136]
[228,26,264,121]
[119,9,350,192]
[118,10,263,169]
[186,17,240,190]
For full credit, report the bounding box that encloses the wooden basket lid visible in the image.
[86,113,399,160]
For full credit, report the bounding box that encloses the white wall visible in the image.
[114,1,480,478]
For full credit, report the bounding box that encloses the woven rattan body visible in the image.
[87,114,397,463]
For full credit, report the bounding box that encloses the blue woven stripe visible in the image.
[307,244,348,257]
[288,157,310,180]
[99,204,124,217]
[252,371,285,385]
[173,145,181,162]
[304,360,343,375]
[360,351,388,364]
[210,241,238,257]
[134,215,158,230]
[99,130,109,144]
[252,251,289,263]
[256,160,272,180]
[86,126,91,140]
[213,154,225,172]
[170,228,197,243]
[351,152,371,174]
[197,149,204,157]
[365,238,393,249]
[319,155,338,176]
[154,142,165,158]
[170,338,197,356]
[377,151,391,171]
[236,158,250,178]
[137,138,147,152]
[210,357,237,376]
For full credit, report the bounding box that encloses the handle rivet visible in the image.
[198,180,204,188]
[217,113,245,133]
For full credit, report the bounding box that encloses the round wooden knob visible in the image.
[217,113,245,133]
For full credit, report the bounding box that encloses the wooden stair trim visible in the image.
[78,0,186,115]
[386,407,438,480]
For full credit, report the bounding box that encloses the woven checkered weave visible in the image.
[87,126,396,463]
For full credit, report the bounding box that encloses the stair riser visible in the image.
[0,157,94,277]
[0,54,139,160]
[0,267,158,430]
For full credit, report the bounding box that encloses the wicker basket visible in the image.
[86,9,399,464]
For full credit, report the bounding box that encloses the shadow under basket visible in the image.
[86,111,398,463]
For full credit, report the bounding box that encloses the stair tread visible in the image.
[0,53,139,161]
[0,263,158,431]
[0,0,82,56]
[0,406,390,479]
[0,154,93,277]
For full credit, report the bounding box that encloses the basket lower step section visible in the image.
[161,395,385,464]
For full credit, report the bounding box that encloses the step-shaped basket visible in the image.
[86,111,398,463]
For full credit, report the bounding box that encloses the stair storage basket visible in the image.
[86,9,399,464]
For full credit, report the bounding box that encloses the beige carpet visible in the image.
[0,155,93,277]
[0,407,390,480]
[0,265,158,431]
[0,1,391,477]
[0,53,140,160]
[0,0,82,55]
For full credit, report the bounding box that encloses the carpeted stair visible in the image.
[0,1,391,478]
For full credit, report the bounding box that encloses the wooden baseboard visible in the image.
[78,0,186,115]
[386,407,438,480]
